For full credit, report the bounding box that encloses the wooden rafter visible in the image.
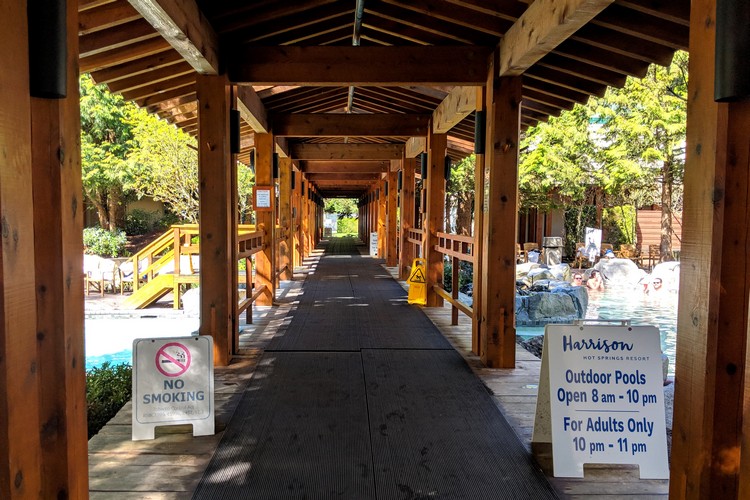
[273,113,430,137]
[499,0,614,76]
[128,0,220,74]
[432,86,477,134]
[299,160,390,173]
[236,85,269,133]
[228,46,492,86]
[291,143,404,160]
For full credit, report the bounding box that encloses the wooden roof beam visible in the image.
[432,86,478,134]
[228,46,491,86]
[291,143,404,160]
[236,85,268,133]
[405,137,426,158]
[128,0,220,74]
[305,173,382,181]
[79,37,171,73]
[499,0,614,76]
[300,161,390,173]
[273,113,430,137]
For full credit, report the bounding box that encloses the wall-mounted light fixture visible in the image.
[474,110,486,153]
[230,109,241,154]
[28,0,67,98]
[715,1,750,101]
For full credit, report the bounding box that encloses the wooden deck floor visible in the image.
[88,247,668,499]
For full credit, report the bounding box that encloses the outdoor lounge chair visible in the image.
[84,255,118,296]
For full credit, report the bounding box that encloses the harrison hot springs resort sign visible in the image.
[532,322,669,479]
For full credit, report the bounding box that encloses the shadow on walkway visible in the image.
[193,236,556,499]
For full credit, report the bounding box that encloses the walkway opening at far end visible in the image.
[193,236,556,499]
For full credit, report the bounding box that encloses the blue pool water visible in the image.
[517,287,678,375]
[85,316,199,371]
[85,290,679,373]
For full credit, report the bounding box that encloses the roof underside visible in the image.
[79,0,689,198]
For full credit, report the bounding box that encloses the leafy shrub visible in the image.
[83,227,128,257]
[155,211,182,231]
[86,362,132,439]
[125,209,158,235]
[603,205,636,246]
[337,217,358,235]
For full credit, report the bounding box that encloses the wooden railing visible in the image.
[433,232,475,325]
[237,226,266,317]
[406,227,424,257]
[122,223,288,318]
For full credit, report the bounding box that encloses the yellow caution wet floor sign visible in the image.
[407,258,427,305]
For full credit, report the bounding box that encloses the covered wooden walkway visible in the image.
[3,1,750,499]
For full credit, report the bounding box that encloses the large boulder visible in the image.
[594,258,647,288]
[516,281,588,326]
[651,261,680,292]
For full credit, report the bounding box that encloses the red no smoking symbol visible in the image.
[155,342,192,377]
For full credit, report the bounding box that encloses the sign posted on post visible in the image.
[132,336,214,440]
[370,231,378,257]
[532,323,669,479]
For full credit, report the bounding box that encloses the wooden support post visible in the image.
[254,134,276,305]
[670,0,750,496]
[378,179,387,258]
[423,130,447,307]
[480,69,521,368]
[399,158,416,279]
[0,14,43,491]
[30,0,88,496]
[229,99,238,351]
[387,167,399,266]
[278,157,293,281]
[197,74,233,366]
[292,165,301,269]
[472,86,487,356]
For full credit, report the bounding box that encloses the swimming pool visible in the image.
[85,288,679,374]
[85,316,199,371]
[517,287,678,375]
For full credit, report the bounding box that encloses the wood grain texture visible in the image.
[500,0,614,76]
[278,157,293,281]
[480,75,521,369]
[432,86,478,133]
[253,134,277,306]
[0,3,43,496]
[228,46,491,85]
[197,74,233,365]
[128,0,220,74]
[424,131,447,307]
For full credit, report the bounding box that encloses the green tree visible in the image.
[324,198,358,218]
[127,107,201,222]
[519,52,687,260]
[127,107,255,224]
[446,155,475,235]
[520,104,599,213]
[80,74,137,230]
[592,51,687,261]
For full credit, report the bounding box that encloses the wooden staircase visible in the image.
[122,224,262,310]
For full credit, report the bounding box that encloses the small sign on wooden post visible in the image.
[254,186,273,212]
[532,322,669,479]
[132,336,214,440]
[370,231,378,257]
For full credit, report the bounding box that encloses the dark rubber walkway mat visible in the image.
[266,238,450,352]
[363,349,557,499]
[193,352,375,499]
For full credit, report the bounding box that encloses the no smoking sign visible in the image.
[133,336,214,440]
[156,342,192,377]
